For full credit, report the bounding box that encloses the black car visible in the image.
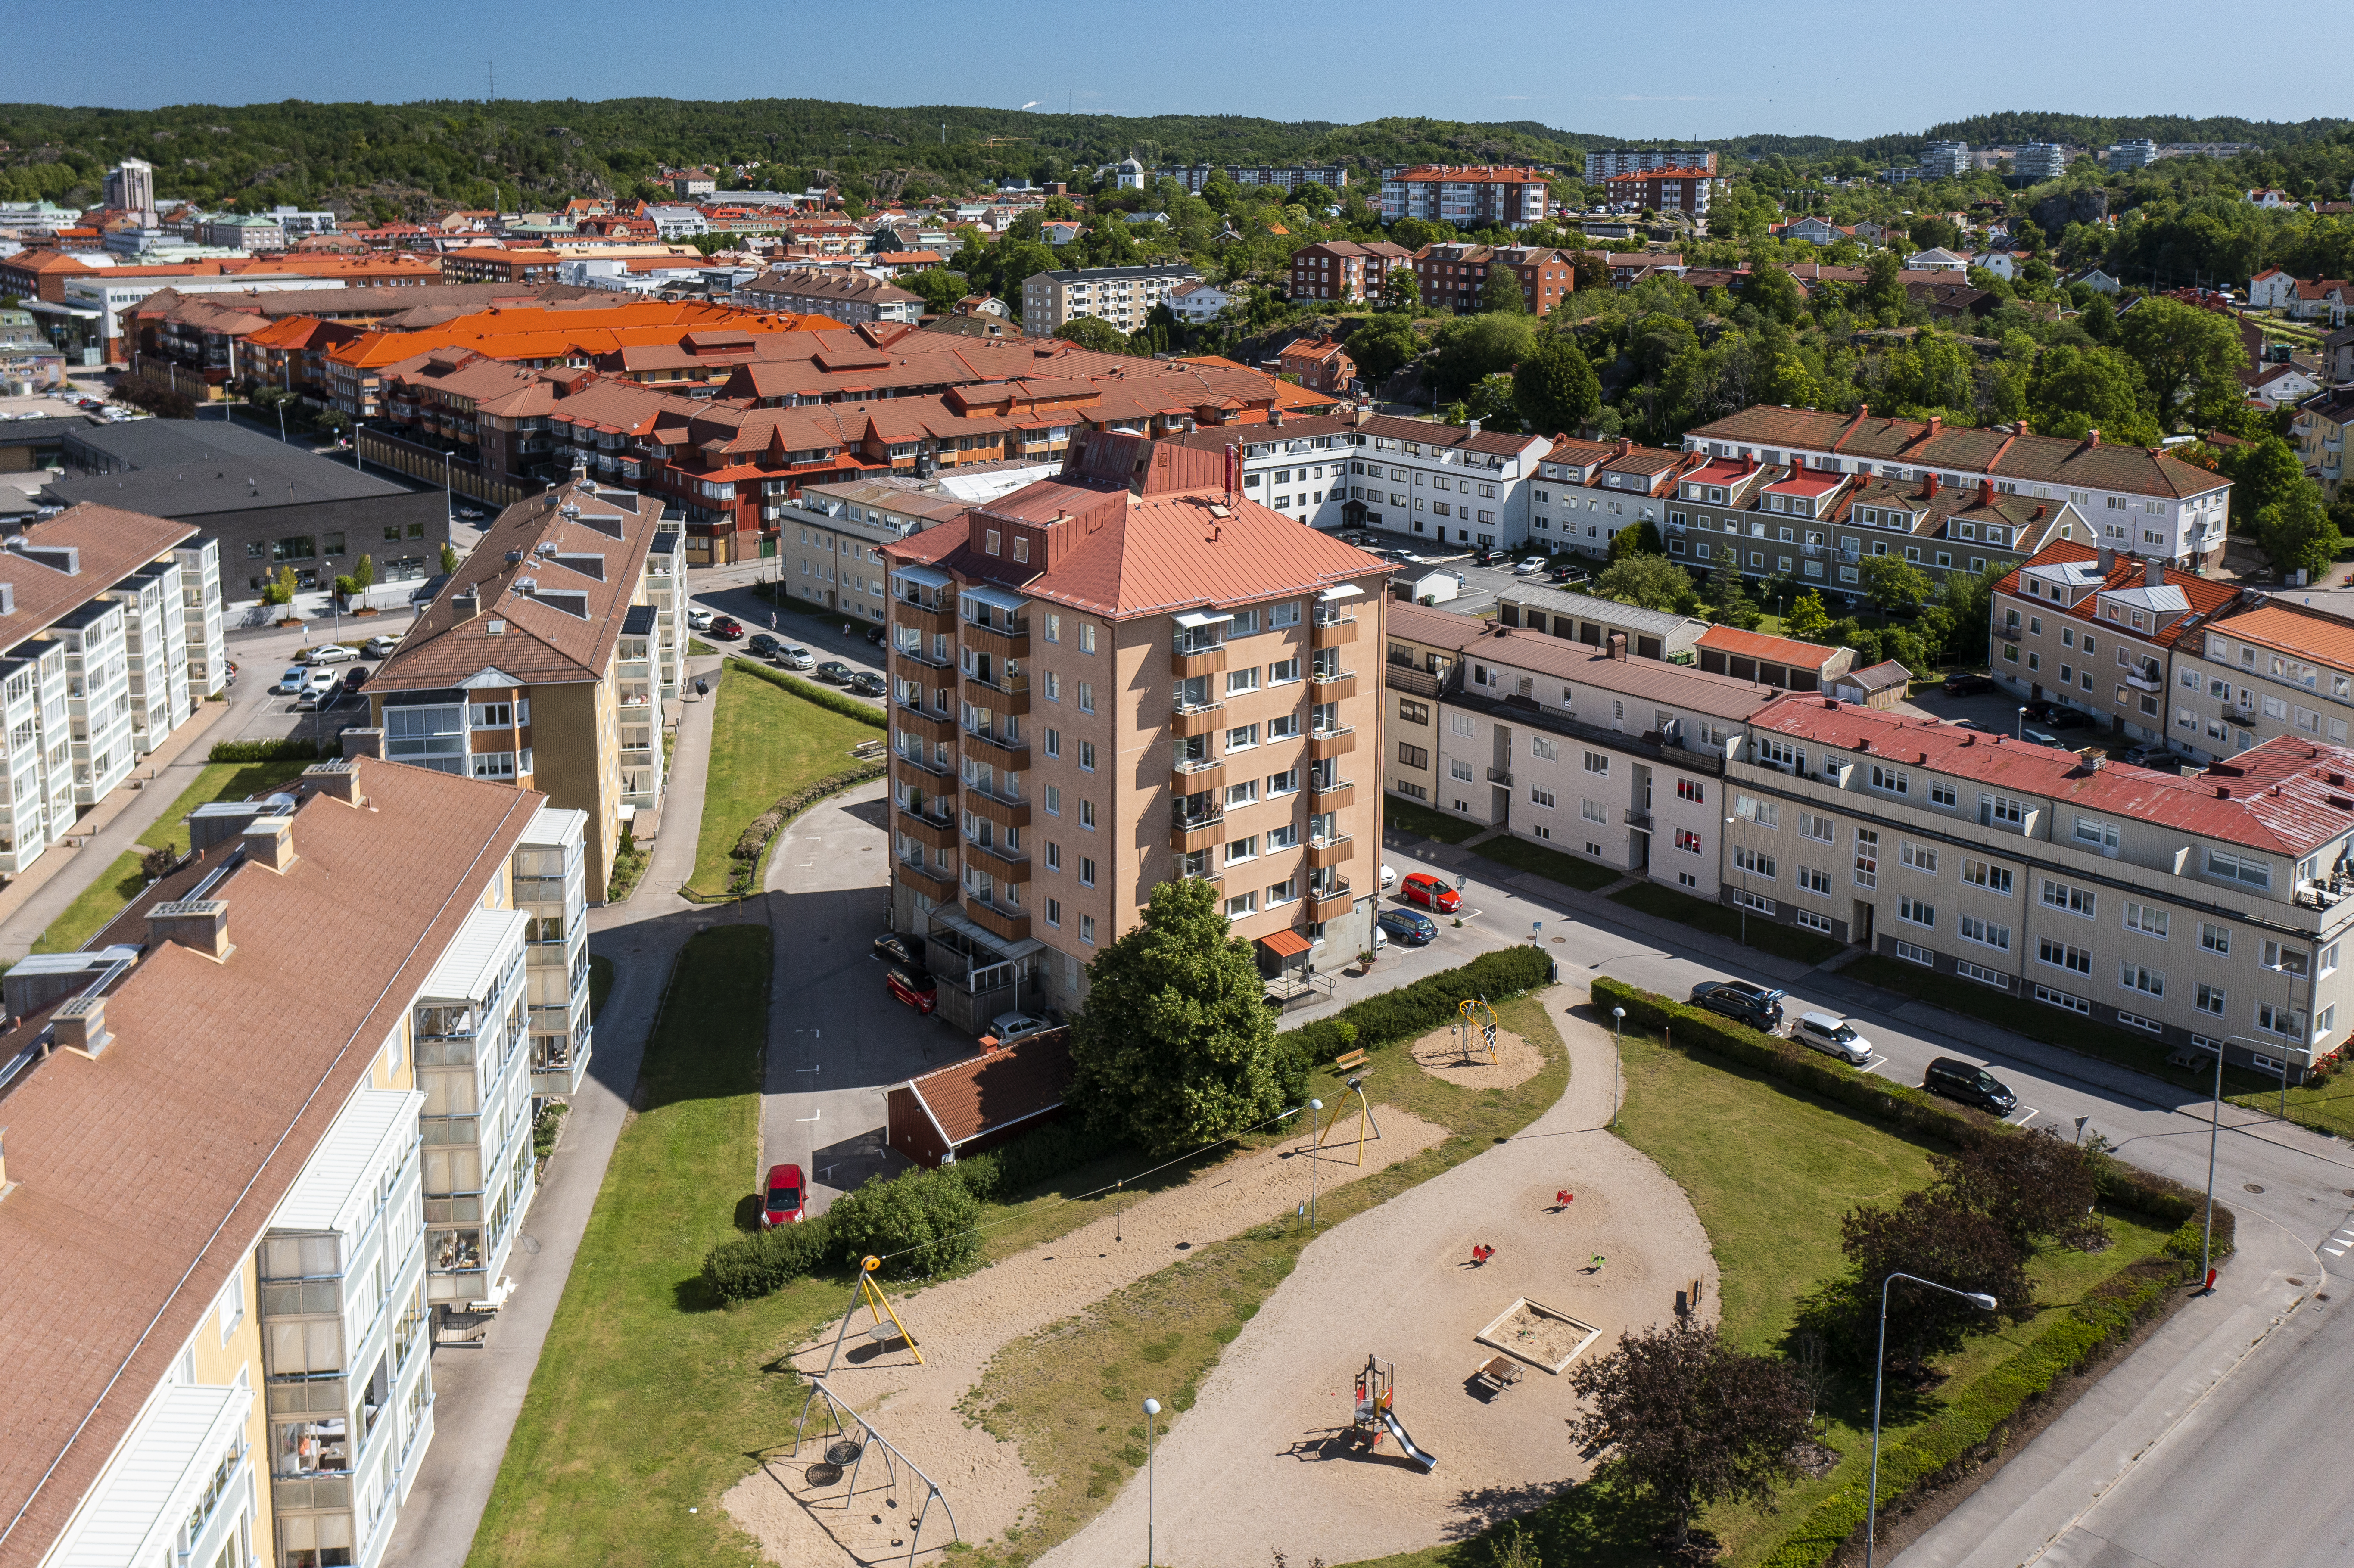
[2044,706,2093,731]
[341,665,371,691]
[847,671,887,697]
[1923,1056,2018,1115]
[866,624,887,645]
[1943,672,1994,696]
[747,632,782,658]
[872,931,925,966]
[814,660,853,684]
[1550,565,1591,584]
[1689,979,1786,1030]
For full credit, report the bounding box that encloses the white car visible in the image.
[986,1011,1058,1047]
[1381,863,1397,890]
[777,644,815,670]
[293,669,342,708]
[1790,1011,1873,1067]
[685,609,714,632]
[299,644,356,666]
[362,634,401,658]
[1514,557,1550,574]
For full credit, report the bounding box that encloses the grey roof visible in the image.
[1031,264,1203,284]
[1495,583,1709,644]
[41,419,411,518]
[0,416,97,448]
[2103,584,2192,614]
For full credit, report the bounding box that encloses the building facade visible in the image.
[1287,241,1414,303]
[1378,167,1550,230]
[881,434,1390,1027]
[1602,169,1716,218]
[1158,165,1351,194]
[1584,149,1719,182]
[1408,245,1576,315]
[1020,264,1202,338]
[736,267,922,324]
[2158,597,2354,762]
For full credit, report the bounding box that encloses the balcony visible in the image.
[1308,725,1355,760]
[963,614,1030,660]
[1487,767,1513,785]
[962,725,1031,767]
[1310,669,1358,701]
[894,641,953,675]
[895,803,959,850]
[1311,611,1358,648]
[1308,880,1355,922]
[530,1033,593,1097]
[1310,775,1354,808]
[896,858,955,901]
[1173,756,1224,790]
[964,671,1031,716]
[1306,834,1352,869]
[895,594,956,638]
[1172,808,1227,855]
[893,703,957,745]
[893,748,956,784]
[965,898,1030,943]
[1172,638,1229,679]
[965,836,1031,879]
[2125,670,2163,694]
[964,783,1031,830]
[1625,806,1653,830]
[1171,699,1224,738]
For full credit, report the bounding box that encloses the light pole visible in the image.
[1610,1006,1625,1130]
[1867,1274,1997,1568]
[1307,1098,1323,1231]
[2015,704,2029,739]
[1142,1397,1161,1568]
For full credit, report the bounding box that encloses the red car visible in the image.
[708,616,744,640]
[761,1162,806,1226]
[886,964,938,1014]
[1399,872,1461,913]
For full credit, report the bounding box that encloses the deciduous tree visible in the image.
[2114,297,2248,431]
[1054,317,1132,355]
[1931,1131,2104,1253]
[1067,879,1285,1156]
[1513,333,1601,437]
[1607,519,1664,561]
[1856,554,1934,617]
[1379,266,1421,313]
[1808,1189,2027,1367]
[1567,1318,1813,1553]
[2259,485,2345,580]
[1786,589,1833,642]
[1592,553,1695,613]
[1481,262,1529,314]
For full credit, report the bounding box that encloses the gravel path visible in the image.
[1040,996,1718,1568]
[723,1108,1452,1566]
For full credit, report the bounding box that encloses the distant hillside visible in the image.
[0,97,2343,218]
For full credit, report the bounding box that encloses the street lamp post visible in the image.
[2015,705,2029,739]
[1142,1397,1161,1568]
[1611,1006,1625,1130]
[1308,1098,1323,1231]
[1728,798,1757,946]
[1866,1273,1997,1568]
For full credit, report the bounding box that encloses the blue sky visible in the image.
[44,0,2310,143]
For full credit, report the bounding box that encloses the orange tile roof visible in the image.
[326,299,830,370]
[902,1033,1071,1148]
[1695,623,1843,670]
[2200,600,2354,670]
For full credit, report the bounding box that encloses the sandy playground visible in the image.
[724,996,1717,1568]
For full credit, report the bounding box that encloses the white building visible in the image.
[2106,139,2160,171]
[1166,278,1238,323]
[1020,264,1201,337]
[644,205,710,240]
[1919,141,1971,179]
[2012,143,2069,180]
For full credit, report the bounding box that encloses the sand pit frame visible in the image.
[1475,1296,1602,1374]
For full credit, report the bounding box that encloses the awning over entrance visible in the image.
[1255,928,1313,969]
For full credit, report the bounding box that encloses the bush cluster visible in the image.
[208,739,320,763]
[725,658,888,729]
[1286,945,1554,1066]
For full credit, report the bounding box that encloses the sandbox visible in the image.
[1475,1296,1602,1374]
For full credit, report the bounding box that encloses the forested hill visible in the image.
[0,96,2342,220]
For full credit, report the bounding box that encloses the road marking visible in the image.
[2007,1107,2041,1128]
[797,1107,821,1124]
[2326,1246,2347,1257]
[1859,1054,1889,1075]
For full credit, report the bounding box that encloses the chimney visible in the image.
[1924,473,1940,497]
[148,899,231,961]
[339,728,386,761]
[1978,477,1994,507]
[2146,557,2165,588]
[2082,749,2105,771]
[1856,403,1870,419]
[303,759,363,804]
[242,816,296,872]
[52,995,111,1058]
[1468,418,1482,437]
[1607,631,1628,660]
[1270,406,1285,428]
[2088,429,2102,446]
[2032,504,2046,520]
[2097,545,2115,573]
[1927,414,1942,436]
[1615,436,1633,456]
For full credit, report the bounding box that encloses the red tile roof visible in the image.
[903,1033,1071,1148]
[1994,540,2241,650]
[1695,624,1843,670]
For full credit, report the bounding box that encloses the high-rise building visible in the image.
[2011,143,2069,180]
[2106,138,2161,171]
[1918,141,1972,179]
[103,156,155,224]
[880,432,1392,1026]
[1584,148,1718,183]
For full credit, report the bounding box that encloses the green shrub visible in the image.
[1286,945,1554,1065]
[825,1166,982,1280]
[209,738,320,763]
[970,1117,1121,1200]
[725,658,887,729]
[701,1215,836,1303]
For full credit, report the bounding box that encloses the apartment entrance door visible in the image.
[1853,900,1875,946]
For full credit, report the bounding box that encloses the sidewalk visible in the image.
[0,697,232,962]
[380,650,732,1568]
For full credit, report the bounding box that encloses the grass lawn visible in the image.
[1333,1030,2180,1568]
[1610,879,1847,967]
[1474,832,1625,891]
[1383,794,1483,844]
[685,665,878,898]
[29,758,314,955]
[960,992,1572,1566]
[1843,954,2354,1141]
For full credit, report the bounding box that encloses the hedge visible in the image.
[726,657,887,728]
[701,1213,836,1303]
[208,738,320,763]
[729,764,887,863]
[1759,1256,2185,1568]
[1283,944,1556,1067]
[1588,976,2227,1239]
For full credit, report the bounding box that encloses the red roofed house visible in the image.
[1728,691,2354,1075]
[1274,335,1356,394]
[886,1032,1074,1167]
[1695,624,1856,691]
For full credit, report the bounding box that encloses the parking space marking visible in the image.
[1859,1054,1890,1076]
[2327,1246,2348,1257]
[2006,1107,2041,1128]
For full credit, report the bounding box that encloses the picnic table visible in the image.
[1473,1355,1525,1397]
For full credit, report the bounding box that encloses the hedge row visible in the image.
[1588,976,2227,1238]
[209,738,320,763]
[726,657,887,728]
[1284,944,1555,1066]
[730,764,887,862]
[1759,1256,2185,1568]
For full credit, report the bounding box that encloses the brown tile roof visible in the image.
[1383,599,1482,653]
[1993,540,2240,650]
[0,761,542,1568]
[369,479,664,691]
[2201,599,2354,672]
[1695,624,1843,670]
[1469,626,1785,721]
[0,504,197,653]
[902,1033,1073,1149]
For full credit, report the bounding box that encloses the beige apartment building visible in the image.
[2168,597,2354,761]
[368,473,685,896]
[773,482,969,627]
[1382,600,1480,807]
[1020,264,1202,339]
[1724,695,2354,1075]
[881,432,1391,1027]
[0,759,586,1568]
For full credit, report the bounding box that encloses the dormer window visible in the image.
[985,530,1001,555]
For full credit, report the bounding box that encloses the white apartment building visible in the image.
[1919,141,1972,178]
[2011,143,2069,180]
[1584,148,1719,182]
[1020,264,1202,338]
[1430,627,1777,893]
[0,507,224,873]
[1530,436,1697,558]
[2164,598,2354,762]
[1685,405,2233,569]
[1728,694,2354,1076]
[0,761,580,1568]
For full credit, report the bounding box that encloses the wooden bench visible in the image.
[1332,1048,1367,1073]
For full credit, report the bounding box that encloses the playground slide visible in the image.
[1379,1409,1439,1472]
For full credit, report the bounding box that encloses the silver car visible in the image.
[1790,1011,1872,1067]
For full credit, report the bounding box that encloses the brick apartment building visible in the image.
[1603,168,1719,218]
[1287,240,1414,303]
[1410,244,1576,314]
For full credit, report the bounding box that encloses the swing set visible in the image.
[1316,1073,1383,1165]
[1455,996,1499,1065]
[818,1254,924,1377]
